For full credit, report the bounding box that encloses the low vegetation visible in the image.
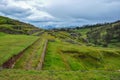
[44,40,120,71]
[14,34,47,70]
[0,16,120,80]
[0,16,42,35]
[0,32,38,66]
[0,69,120,80]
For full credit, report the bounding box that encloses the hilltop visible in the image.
[0,16,42,35]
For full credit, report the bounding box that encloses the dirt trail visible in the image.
[13,37,44,70]
[2,38,40,69]
[25,39,42,70]
[36,40,48,70]
[2,33,50,70]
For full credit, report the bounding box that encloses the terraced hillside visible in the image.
[43,39,120,71]
[0,32,120,80]
[14,33,48,70]
[68,21,120,48]
[0,19,120,80]
[0,32,38,67]
[0,16,42,35]
[87,22,120,47]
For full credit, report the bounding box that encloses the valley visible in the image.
[0,16,120,80]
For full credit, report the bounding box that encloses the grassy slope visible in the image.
[44,39,120,71]
[0,32,38,66]
[79,22,120,48]
[43,41,67,70]
[0,21,120,80]
[73,28,90,38]
[69,22,119,48]
[14,34,47,70]
[0,16,41,35]
[0,32,120,80]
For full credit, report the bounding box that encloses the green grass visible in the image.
[0,32,38,66]
[73,28,90,38]
[43,41,66,70]
[14,34,46,70]
[0,32,120,80]
[61,44,120,70]
[0,69,120,80]
[0,16,41,35]
[32,31,42,36]
[64,54,86,70]
[44,39,120,71]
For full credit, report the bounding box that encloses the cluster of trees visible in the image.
[48,20,120,47]
[86,22,120,47]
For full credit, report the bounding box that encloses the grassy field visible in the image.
[14,34,46,70]
[0,32,120,80]
[1,15,120,80]
[0,69,120,80]
[73,28,90,38]
[43,41,67,70]
[44,39,120,71]
[0,32,38,66]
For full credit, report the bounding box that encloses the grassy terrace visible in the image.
[14,34,47,70]
[0,32,120,80]
[0,15,120,80]
[44,39,120,71]
[0,32,38,66]
[43,41,67,70]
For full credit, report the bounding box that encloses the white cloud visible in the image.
[0,0,120,28]
[0,0,55,21]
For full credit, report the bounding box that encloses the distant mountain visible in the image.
[41,24,83,29]
[43,25,57,29]
[0,16,41,35]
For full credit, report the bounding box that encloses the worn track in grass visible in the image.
[1,38,40,69]
[36,40,48,70]
[13,37,46,70]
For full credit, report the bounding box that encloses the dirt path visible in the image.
[25,39,42,70]
[13,37,44,70]
[36,40,48,70]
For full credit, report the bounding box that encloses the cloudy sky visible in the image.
[0,0,120,28]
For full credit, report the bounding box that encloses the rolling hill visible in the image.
[55,21,120,48]
[0,16,42,35]
[0,16,120,80]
